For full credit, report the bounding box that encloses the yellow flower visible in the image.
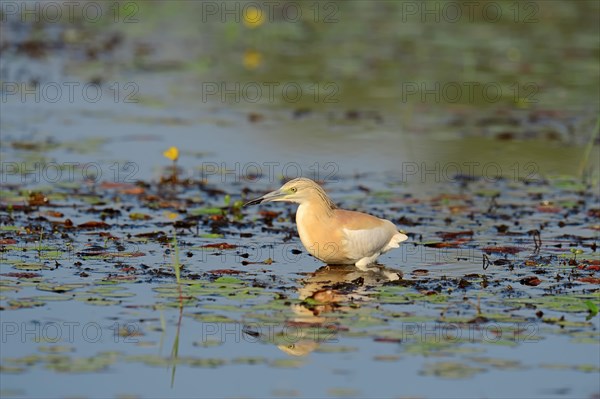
[243,49,262,70]
[163,146,179,161]
[164,211,179,220]
[243,6,265,28]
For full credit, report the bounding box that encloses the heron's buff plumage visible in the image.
[245,178,408,269]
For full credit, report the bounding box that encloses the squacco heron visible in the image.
[245,178,408,270]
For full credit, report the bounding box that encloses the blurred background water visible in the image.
[1,0,598,184]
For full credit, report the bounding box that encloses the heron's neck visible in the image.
[297,198,335,221]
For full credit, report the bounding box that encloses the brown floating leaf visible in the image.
[248,112,264,123]
[135,231,167,238]
[100,182,131,189]
[482,246,524,255]
[397,216,420,226]
[536,204,561,213]
[437,231,473,240]
[259,210,280,219]
[467,316,489,324]
[201,243,237,250]
[0,239,17,245]
[100,182,144,195]
[458,278,471,288]
[587,209,600,218]
[583,259,600,265]
[576,277,600,284]
[43,211,64,218]
[78,221,111,229]
[1,272,41,278]
[121,187,145,195]
[28,192,48,206]
[174,221,195,229]
[520,276,542,286]
[374,337,402,343]
[496,224,510,233]
[448,205,469,214]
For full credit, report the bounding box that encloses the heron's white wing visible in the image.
[342,225,395,261]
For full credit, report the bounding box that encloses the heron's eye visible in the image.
[291,187,297,193]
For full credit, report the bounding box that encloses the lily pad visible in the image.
[420,361,486,379]
[37,283,86,293]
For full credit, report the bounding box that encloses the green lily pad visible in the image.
[469,356,524,370]
[179,357,226,368]
[75,297,121,306]
[13,263,52,271]
[129,213,152,221]
[8,298,46,309]
[214,276,244,284]
[30,295,73,302]
[199,233,224,239]
[186,313,237,323]
[37,283,86,293]
[507,294,600,313]
[421,361,486,379]
[87,286,135,298]
[193,339,222,348]
[232,356,268,365]
[44,354,116,373]
[0,365,27,374]
[189,207,223,215]
[38,345,75,353]
[0,226,22,232]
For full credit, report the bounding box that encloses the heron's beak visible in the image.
[244,189,287,206]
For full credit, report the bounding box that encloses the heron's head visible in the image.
[244,178,335,208]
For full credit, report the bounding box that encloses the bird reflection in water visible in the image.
[244,264,402,356]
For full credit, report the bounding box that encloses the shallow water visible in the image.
[1,2,599,398]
